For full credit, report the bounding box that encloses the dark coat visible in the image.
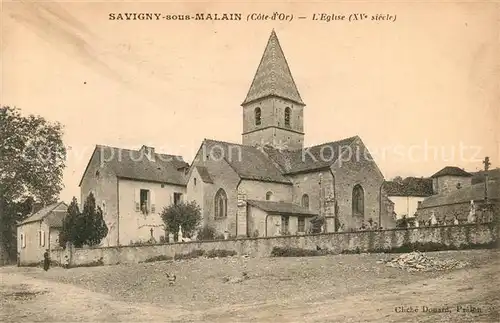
[43,252,50,271]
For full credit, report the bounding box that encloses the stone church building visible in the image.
[79,30,395,245]
[185,30,394,238]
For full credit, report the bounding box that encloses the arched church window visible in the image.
[214,188,228,219]
[284,107,291,127]
[352,185,364,215]
[266,191,273,201]
[255,107,261,126]
[301,194,309,209]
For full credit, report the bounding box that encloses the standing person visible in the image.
[43,249,50,271]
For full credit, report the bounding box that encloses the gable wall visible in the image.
[80,148,119,246]
[330,140,386,230]
[188,144,241,236]
[433,176,472,195]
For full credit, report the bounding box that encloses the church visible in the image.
[79,30,395,246]
[184,30,394,237]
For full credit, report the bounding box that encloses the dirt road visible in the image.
[1,251,499,322]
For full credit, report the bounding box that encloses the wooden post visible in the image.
[483,157,490,202]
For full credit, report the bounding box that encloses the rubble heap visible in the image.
[384,252,469,272]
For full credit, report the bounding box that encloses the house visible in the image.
[383,177,434,219]
[184,30,395,237]
[431,166,473,195]
[79,144,189,246]
[246,200,317,236]
[16,201,67,266]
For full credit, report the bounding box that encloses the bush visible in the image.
[60,194,108,248]
[270,247,329,257]
[161,201,202,240]
[141,255,173,263]
[196,225,217,241]
[174,249,205,260]
[205,249,237,258]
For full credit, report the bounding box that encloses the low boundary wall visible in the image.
[49,223,500,267]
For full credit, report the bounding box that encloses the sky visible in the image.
[2,0,499,203]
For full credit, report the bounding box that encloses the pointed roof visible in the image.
[242,30,304,105]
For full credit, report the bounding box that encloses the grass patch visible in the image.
[340,240,500,255]
[140,255,173,263]
[205,249,237,258]
[271,247,331,257]
[271,240,500,258]
[174,249,205,260]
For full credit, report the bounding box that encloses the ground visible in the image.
[1,250,499,322]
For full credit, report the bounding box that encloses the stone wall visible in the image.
[433,176,472,195]
[49,223,499,267]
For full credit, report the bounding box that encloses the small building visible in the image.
[79,144,189,246]
[431,166,473,195]
[383,177,433,219]
[16,202,67,266]
[245,199,318,237]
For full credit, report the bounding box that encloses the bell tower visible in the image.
[241,30,305,151]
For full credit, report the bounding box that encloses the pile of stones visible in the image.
[384,251,468,272]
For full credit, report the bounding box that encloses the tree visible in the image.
[59,197,80,248]
[160,201,201,239]
[310,215,325,234]
[82,193,108,246]
[396,215,410,228]
[59,194,108,248]
[0,106,66,261]
[392,176,403,183]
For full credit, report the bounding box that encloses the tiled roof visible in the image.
[195,166,213,183]
[80,145,189,186]
[419,180,499,209]
[242,30,304,105]
[202,139,291,184]
[246,199,317,216]
[383,177,434,197]
[18,202,67,226]
[431,166,472,178]
[263,136,358,174]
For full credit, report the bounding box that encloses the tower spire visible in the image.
[242,30,304,106]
